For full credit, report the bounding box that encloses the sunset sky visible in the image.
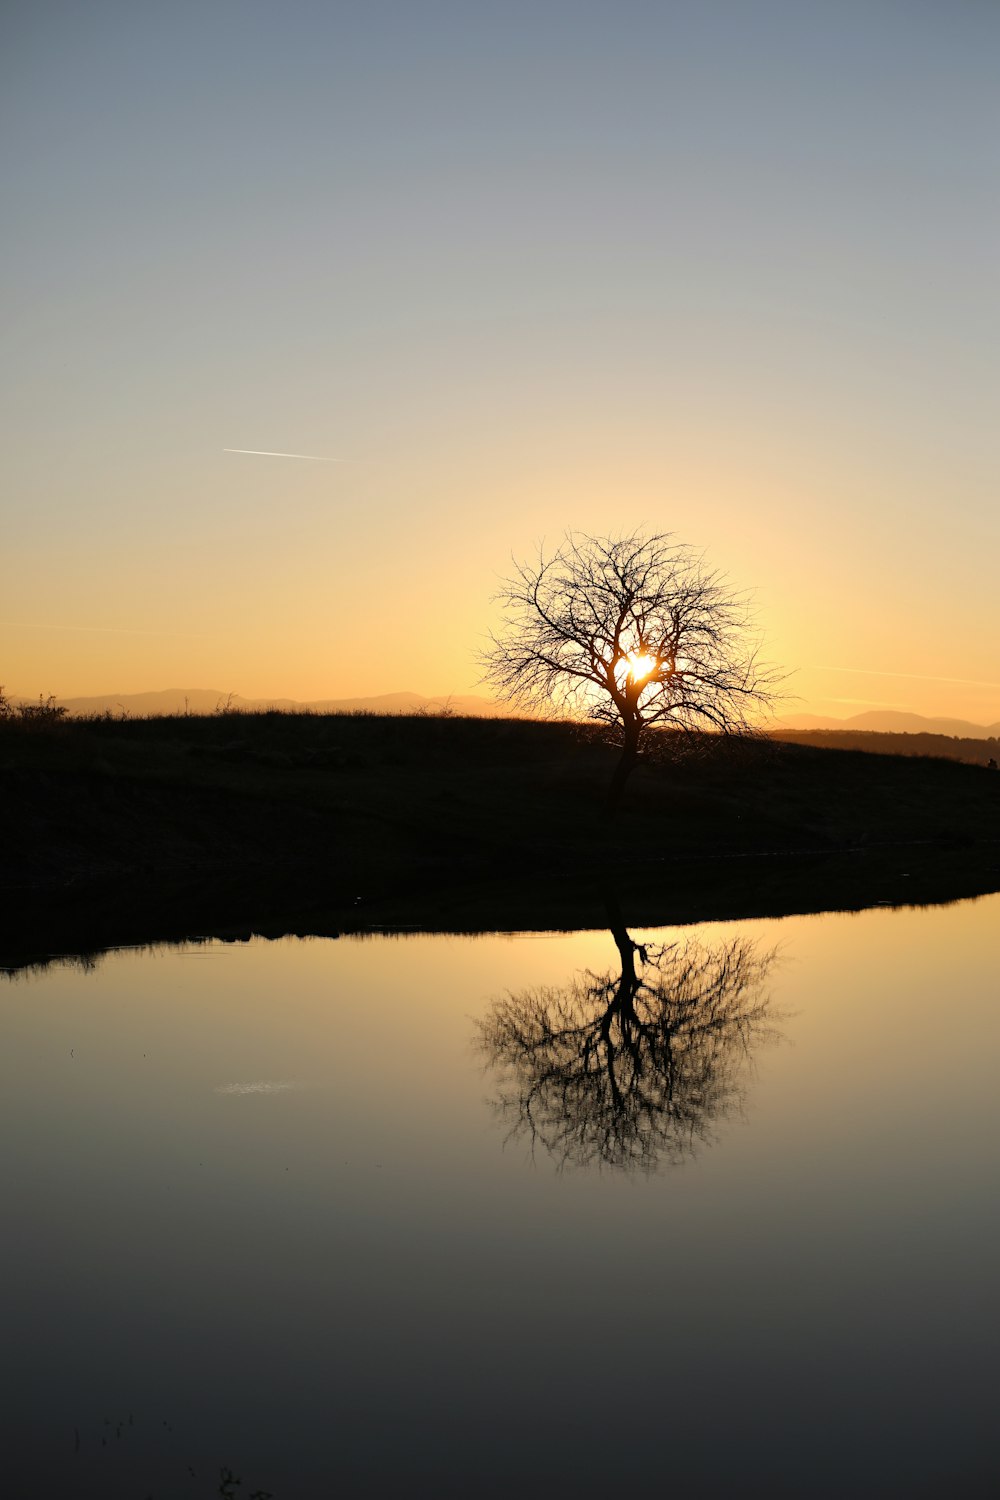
[3,1,998,721]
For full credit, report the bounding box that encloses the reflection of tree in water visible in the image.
[477,908,781,1172]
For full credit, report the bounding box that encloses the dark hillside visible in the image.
[2,711,999,964]
[770,727,1000,766]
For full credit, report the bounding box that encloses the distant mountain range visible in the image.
[11,689,1000,739]
[774,709,1000,739]
[46,687,511,719]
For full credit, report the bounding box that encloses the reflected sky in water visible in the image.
[2,897,998,1496]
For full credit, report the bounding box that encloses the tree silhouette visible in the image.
[476,906,781,1172]
[482,529,782,807]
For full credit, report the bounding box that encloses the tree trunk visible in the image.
[605,720,641,814]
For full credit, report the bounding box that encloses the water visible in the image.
[2,896,998,1497]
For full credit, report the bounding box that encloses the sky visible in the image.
[3,0,998,720]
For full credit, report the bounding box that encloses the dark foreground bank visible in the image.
[3,711,999,967]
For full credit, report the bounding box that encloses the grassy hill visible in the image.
[771,726,1000,766]
[2,710,999,964]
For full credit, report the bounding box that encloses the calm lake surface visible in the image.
[3,895,998,1498]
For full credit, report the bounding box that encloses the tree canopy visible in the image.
[482,529,782,803]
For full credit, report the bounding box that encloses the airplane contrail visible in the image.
[223,448,340,462]
[814,665,1000,691]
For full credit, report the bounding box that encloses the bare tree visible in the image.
[476,903,781,1173]
[482,529,783,807]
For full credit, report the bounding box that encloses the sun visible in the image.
[626,652,658,682]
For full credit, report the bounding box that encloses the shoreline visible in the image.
[5,841,998,975]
